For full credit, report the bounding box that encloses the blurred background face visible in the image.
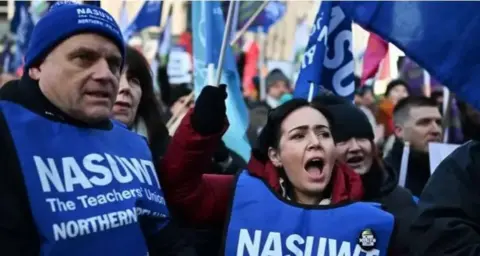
[30,33,122,123]
[268,107,336,203]
[388,85,409,105]
[170,95,194,117]
[268,80,290,99]
[396,106,442,152]
[112,68,142,127]
[336,138,373,175]
[356,89,375,107]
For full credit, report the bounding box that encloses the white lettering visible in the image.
[83,153,112,186]
[301,45,316,69]
[34,156,65,192]
[62,157,93,192]
[52,208,140,241]
[106,154,133,184]
[285,234,304,256]
[141,160,161,188]
[261,232,282,256]
[332,60,355,97]
[76,7,113,21]
[324,30,352,69]
[235,230,383,256]
[34,154,160,193]
[119,157,151,185]
[237,229,261,256]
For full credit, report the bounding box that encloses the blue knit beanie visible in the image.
[24,1,125,69]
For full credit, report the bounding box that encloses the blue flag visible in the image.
[294,1,355,100]
[192,0,251,162]
[237,1,286,32]
[123,0,162,40]
[13,2,34,71]
[340,1,480,110]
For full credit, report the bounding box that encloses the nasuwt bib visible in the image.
[224,170,395,256]
[0,101,169,256]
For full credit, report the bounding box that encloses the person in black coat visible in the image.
[313,94,418,255]
[408,104,480,255]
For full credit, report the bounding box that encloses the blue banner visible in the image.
[192,0,251,162]
[294,1,355,101]
[224,1,285,33]
[340,1,480,110]
[13,1,34,71]
[123,0,162,40]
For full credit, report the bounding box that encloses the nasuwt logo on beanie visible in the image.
[24,1,125,69]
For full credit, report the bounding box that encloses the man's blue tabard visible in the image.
[0,101,170,256]
[224,171,395,256]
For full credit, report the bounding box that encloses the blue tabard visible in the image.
[224,170,395,256]
[0,101,170,256]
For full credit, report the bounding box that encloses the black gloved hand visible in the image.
[191,84,227,135]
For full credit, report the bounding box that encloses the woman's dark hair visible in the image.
[124,46,169,154]
[253,98,335,162]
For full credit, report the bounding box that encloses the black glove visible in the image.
[191,84,227,135]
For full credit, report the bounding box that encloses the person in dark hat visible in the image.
[264,68,291,108]
[313,94,417,255]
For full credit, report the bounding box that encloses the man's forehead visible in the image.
[409,106,441,120]
[59,34,121,56]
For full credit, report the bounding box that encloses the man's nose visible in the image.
[92,58,116,81]
[430,120,442,135]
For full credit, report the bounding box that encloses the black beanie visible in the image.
[313,95,374,143]
[167,85,192,107]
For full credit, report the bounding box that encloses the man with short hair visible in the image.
[384,96,443,196]
[0,2,194,255]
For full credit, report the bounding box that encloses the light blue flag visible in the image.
[123,0,162,41]
[294,1,355,100]
[192,0,251,162]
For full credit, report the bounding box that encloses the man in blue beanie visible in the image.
[0,2,195,255]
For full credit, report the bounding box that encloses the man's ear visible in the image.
[268,147,282,167]
[28,66,41,80]
[394,123,404,138]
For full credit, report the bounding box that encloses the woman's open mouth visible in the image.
[304,158,325,179]
[346,155,364,168]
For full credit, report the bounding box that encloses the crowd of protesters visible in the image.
[1,1,480,256]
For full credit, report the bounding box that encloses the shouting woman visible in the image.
[162,85,403,255]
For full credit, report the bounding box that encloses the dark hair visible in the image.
[393,96,439,125]
[312,94,351,106]
[253,98,335,161]
[125,46,169,152]
[385,79,409,97]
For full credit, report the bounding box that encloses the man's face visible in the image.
[395,106,443,152]
[30,33,122,123]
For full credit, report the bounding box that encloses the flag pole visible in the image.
[215,0,236,86]
[230,0,270,46]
